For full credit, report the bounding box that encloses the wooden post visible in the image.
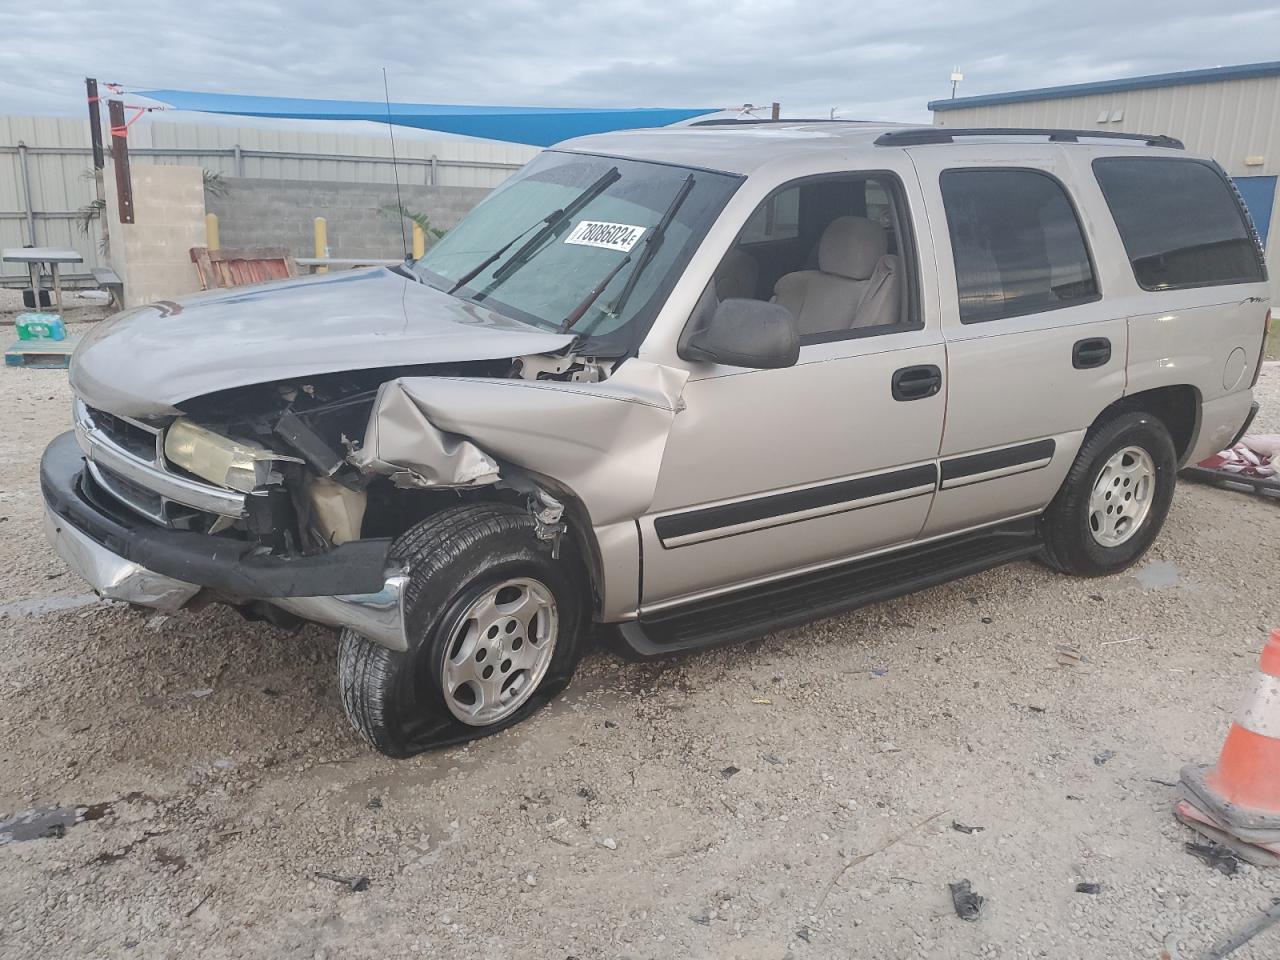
[771,101,781,120]
[412,222,425,260]
[86,78,108,254]
[313,217,328,272]
[205,213,220,251]
[107,99,134,224]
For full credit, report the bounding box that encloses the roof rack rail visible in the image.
[874,127,1185,149]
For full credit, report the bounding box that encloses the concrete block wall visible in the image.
[104,163,206,307]
[205,178,492,260]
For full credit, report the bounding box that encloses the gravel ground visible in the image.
[1,336,1279,959]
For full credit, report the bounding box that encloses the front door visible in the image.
[638,168,946,609]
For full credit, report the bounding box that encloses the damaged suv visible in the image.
[43,123,1269,756]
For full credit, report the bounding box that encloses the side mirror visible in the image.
[679,298,800,369]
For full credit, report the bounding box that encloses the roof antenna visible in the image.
[382,66,409,261]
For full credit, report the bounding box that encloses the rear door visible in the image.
[907,146,1127,537]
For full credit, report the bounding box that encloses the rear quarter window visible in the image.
[1092,157,1266,291]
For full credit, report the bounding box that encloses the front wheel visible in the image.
[1039,411,1177,577]
[338,502,586,757]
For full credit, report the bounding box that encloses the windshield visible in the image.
[414,151,740,351]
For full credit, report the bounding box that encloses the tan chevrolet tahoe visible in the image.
[42,122,1270,756]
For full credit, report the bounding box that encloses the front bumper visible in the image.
[41,431,409,650]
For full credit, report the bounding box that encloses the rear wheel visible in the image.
[1039,411,1177,577]
[339,502,586,757]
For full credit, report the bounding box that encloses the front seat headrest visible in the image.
[818,216,888,281]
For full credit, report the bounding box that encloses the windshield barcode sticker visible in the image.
[564,220,647,252]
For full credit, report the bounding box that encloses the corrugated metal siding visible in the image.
[931,75,1280,176]
[0,115,538,282]
[0,116,105,280]
[930,74,1280,289]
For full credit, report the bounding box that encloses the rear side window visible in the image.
[940,169,1099,324]
[1093,158,1266,290]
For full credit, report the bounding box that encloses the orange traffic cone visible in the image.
[1177,628,1280,866]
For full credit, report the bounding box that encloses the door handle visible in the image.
[892,364,942,401]
[1072,337,1112,369]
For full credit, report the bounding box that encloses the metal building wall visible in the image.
[931,74,1280,287]
[0,115,539,282]
[0,115,107,279]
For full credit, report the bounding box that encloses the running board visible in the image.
[614,517,1041,658]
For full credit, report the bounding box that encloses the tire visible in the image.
[338,502,586,758]
[1039,410,1177,577]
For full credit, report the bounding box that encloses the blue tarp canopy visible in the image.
[137,89,719,147]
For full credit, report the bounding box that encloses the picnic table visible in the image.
[1,247,82,318]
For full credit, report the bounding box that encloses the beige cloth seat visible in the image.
[773,216,901,336]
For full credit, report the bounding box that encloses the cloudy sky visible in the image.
[2,0,1278,129]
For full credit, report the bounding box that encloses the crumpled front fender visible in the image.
[356,359,688,527]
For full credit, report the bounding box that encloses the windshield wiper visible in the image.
[452,166,621,301]
[446,218,552,294]
[560,174,695,335]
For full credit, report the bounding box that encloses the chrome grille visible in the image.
[72,398,248,525]
[88,462,165,522]
[84,406,161,462]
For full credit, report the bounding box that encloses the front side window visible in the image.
[705,174,916,341]
[941,168,1098,324]
[738,187,800,243]
[1093,157,1266,291]
[415,151,740,351]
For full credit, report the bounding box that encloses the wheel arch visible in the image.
[1095,384,1202,466]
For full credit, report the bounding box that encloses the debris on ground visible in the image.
[315,871,370,892]
[951,821,984,835]
[1200,899,1280,960]
[948,879,984,921]
[1093,750,1116,766]
[817,810,946,908]
[1184,435,1280,500]
[1075,882,1103,894]
[598,837,617,850]
[1183,841,1239,876]
[720,765,740,779]
[1056,644,1091,668]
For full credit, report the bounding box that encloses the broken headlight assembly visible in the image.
[164,419,300,493]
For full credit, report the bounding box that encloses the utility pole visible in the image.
[770,101,780,120]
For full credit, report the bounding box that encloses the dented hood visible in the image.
[69,267,575,417]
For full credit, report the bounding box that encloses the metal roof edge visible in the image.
[928,60,1280,112]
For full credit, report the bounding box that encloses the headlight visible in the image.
[164,419,299,493]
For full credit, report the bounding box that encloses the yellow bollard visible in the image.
[412,222,425,260]
[313,217,328,273]
[205,213,220,251]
